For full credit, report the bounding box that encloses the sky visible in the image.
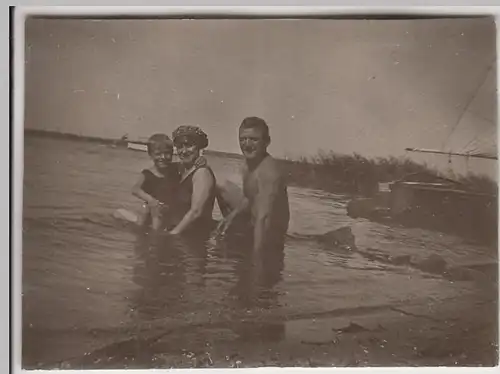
[24,17,497,178]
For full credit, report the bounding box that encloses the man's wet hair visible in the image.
[147,133,173,155]
[240,117,270,140]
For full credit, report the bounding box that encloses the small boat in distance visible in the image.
[121,134,149,152]
[126,137,181,162]
[127,141,148,152]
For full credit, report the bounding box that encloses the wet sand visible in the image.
[38,276,497,369]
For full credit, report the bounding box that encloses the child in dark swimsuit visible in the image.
[131,134,181,230]
[131,133,207,231]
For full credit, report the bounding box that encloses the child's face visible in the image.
[150,144,173,169]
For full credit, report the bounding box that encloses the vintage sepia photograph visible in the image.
[20,12,498,369]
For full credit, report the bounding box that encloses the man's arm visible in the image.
[252,166,283,252]
[214,166,250,236]
[170,168,214,235]
[229,164,250,220]
[215,195,249,236]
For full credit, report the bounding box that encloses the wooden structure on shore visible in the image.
[347,147,497,243]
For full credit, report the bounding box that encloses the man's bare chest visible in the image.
[242,171,259,200]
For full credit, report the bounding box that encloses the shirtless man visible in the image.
[216,117,290,253]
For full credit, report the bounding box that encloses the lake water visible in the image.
[22,136,497,368]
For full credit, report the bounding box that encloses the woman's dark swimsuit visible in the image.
[173,163,217,237]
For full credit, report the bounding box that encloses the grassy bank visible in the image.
[280,150,497,196]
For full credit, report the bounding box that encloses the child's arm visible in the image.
[136,204,152,227]
[132,173,162,229]
[132,173,158,205]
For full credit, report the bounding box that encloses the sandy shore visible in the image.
[35,276,497,370]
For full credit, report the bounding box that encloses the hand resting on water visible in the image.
[213,194,250,238]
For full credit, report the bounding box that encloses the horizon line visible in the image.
[23,127,455,163]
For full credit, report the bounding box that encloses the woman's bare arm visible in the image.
[170,168,214,235]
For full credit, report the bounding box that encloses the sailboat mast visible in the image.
[405,147,497,160]
[442,58,495,151]
[407,58,497,162]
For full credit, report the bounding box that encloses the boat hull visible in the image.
[127,142,148,152]
[347,181,497,244]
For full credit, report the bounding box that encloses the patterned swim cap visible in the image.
[172,125,209,150]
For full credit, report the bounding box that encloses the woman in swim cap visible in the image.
[169,125,217,236]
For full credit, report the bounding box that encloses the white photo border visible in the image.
[10,3,500,374]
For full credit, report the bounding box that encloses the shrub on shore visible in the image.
[280,151,497,196]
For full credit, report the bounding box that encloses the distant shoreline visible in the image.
[24,128,121,145]
[24,128,496,195]
[23,128,245,160]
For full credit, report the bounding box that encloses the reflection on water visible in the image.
[130,228,286,321]
[128,230,288,352]
[22,136,497,368]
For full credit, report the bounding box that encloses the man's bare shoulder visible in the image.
[257,155,286,181]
